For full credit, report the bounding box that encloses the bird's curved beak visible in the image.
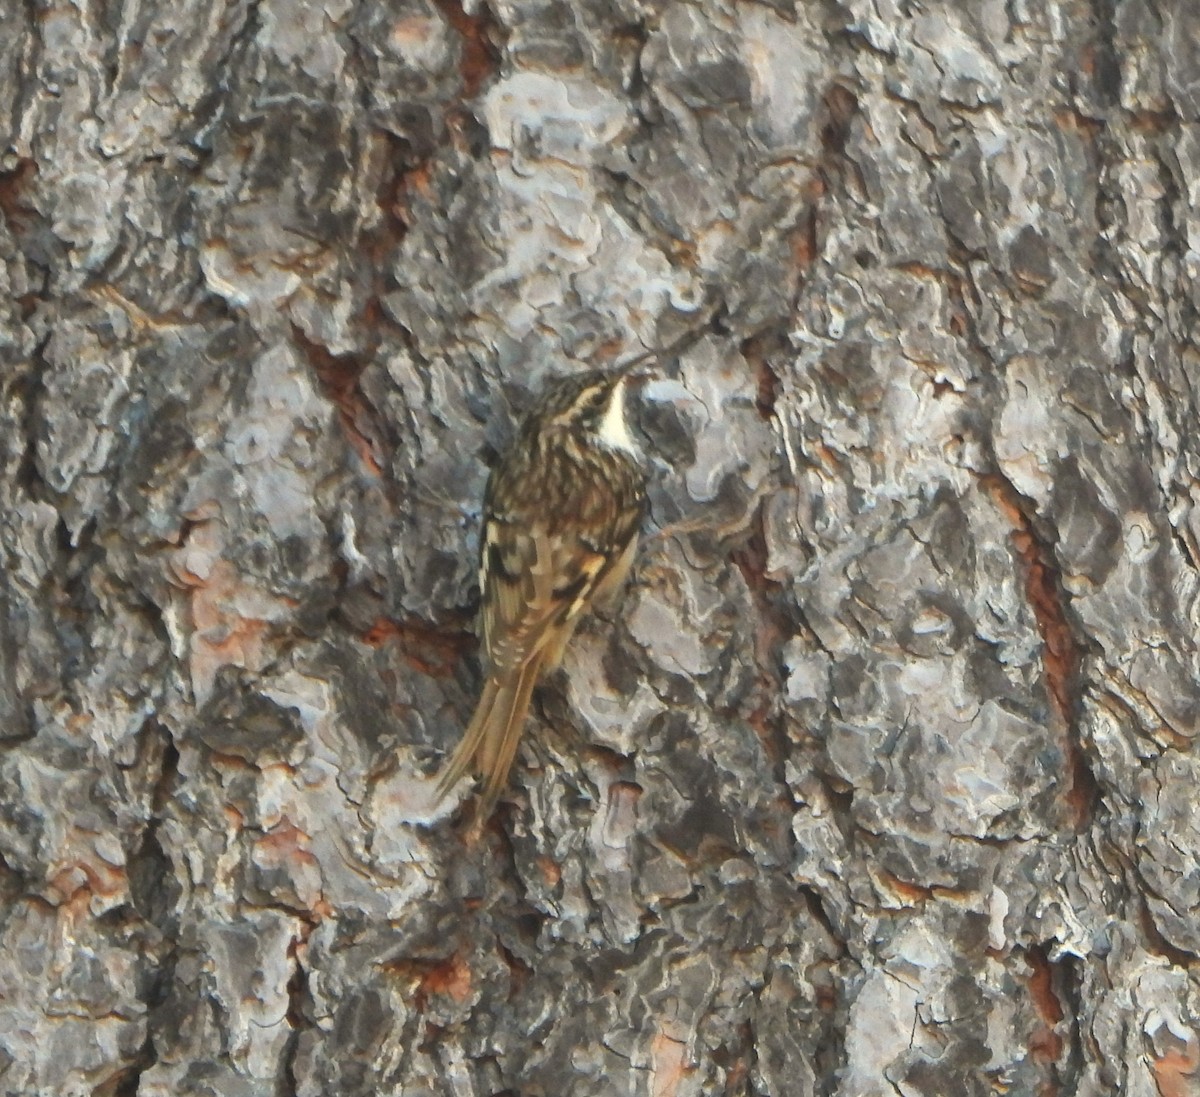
[619,358,658,391]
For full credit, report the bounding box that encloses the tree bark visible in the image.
[2,0,1199,1094]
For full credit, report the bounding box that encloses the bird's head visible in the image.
[528,367,647,455]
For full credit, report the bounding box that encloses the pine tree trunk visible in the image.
[2,1,1198,1094]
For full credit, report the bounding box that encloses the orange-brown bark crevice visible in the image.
[291,325,384,476]
[363,615,472,678]
[1025,946,1065,1071]
[980,474,1095,829]
[430,0,503,102]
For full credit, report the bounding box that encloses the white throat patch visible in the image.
[596,378,637,453]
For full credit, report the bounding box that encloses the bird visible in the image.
[433,366,649,821]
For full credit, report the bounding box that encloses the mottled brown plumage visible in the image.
[434,369,648,820]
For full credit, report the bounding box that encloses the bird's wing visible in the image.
[479,447,645,674]
[479,516,609,675]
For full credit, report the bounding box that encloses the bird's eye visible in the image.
[575,388,604,420]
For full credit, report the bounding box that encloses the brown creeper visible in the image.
[434,367,649,820]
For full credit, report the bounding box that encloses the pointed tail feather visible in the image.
[475,653,544,821]
[433,677,502,804]
[434,653,544,815]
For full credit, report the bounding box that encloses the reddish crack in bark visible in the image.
[728,498,790,772]
[789,194,822,274]
[430,0,503,102]
[357,1,502,333]
[1137,899,1198,967]
[363,614,473,678]
[820,84,859,160]
[0,156,37,231]
[280,919,318,1097]
[0,157,46,317]
[383,952,473,1011]
[875,869,936,904]
[1025,946,1066,1075]
[740,331,784,420]
[366,132,423,256]
[1152,1038,1200,1097]
[981,474,1096,829]
[290,324,384,476]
